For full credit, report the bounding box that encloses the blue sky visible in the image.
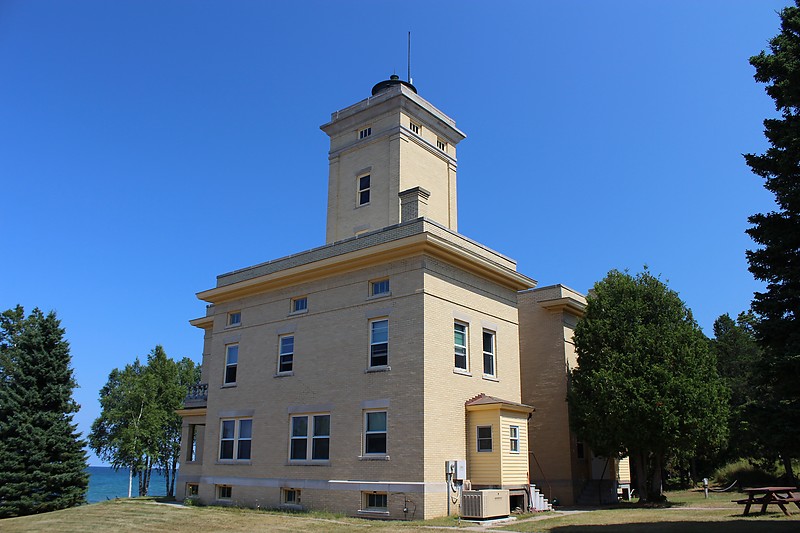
[0,1,788,465]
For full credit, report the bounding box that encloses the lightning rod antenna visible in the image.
[407,31,412,85]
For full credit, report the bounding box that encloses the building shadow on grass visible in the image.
[549,520,800,533]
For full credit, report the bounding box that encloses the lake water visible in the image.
[86,466,172,503]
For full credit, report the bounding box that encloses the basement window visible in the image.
[362,491,388,512]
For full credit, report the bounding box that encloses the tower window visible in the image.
[357,174,371,206]
[437,139,447,151]
[410,122,420,135]
[359,127,372,139]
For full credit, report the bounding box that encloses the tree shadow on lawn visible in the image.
[549,520,800,533]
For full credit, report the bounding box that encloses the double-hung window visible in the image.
[364,411,387,455]
[224,344,238,385]
[290,414,330,461]
[291,296,307,313]
[278,335,294,373]
[369,319,388,367]
[510,425,520,453]
[357,174,370,206]
[477,425,493,452]
[219,418,252,460]
[370,278,390,297]
[454,322,468,370]
[482,331,496,377]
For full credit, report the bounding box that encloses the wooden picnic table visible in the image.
[732,486,800,516]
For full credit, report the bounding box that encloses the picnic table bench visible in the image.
[732,486,800,516]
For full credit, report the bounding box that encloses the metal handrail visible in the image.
[531,452,553,503]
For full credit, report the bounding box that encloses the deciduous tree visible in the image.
[569,269,728,502]
[745,0,800,484]
[0,306,88,518]
[89,346,197,497]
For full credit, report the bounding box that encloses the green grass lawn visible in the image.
[1,490,798,532]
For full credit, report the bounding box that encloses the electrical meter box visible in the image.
[445,460,467,480]
[455,460,467,480]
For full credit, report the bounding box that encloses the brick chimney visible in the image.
[399,186,431,223]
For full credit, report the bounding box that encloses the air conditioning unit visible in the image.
[461,489,509,519]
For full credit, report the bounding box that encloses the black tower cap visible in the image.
[371,74,417,95]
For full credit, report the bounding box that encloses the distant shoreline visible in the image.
[86,466,171,503]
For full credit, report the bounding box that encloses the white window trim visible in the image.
[289,413,331,463]
[218,418,252,462]
[482,330,496,378]
[226,311,241,328]
[363,410,388,457]
[278,334,294,374]
[369,278,390,298]
[290,296,308,315]
[359,492,389,515]
[368,318,389,369]
[454,321,469,372]
[510,425,520,454]
[223,344,238,386]
[359,126,372,139]
[410,121,421,135]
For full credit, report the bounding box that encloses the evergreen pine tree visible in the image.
[745,1,800,482]
[0,307,88,518]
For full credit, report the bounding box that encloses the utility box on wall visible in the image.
[445,460,467,480]
[455,460,467,480]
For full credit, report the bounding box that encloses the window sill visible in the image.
[221,383,237,388]
[287,460,330,466]
[280,503,304,511]
[359,454,390,461]
[482,374,499,382]
[224,324,241,330]
[215,460,252,465]
[365,366,391,373]
[366,292,391,301]
[288,309,308,316]
[357,509,390,516]
[453,369,472,377]
[274,371,294,378]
